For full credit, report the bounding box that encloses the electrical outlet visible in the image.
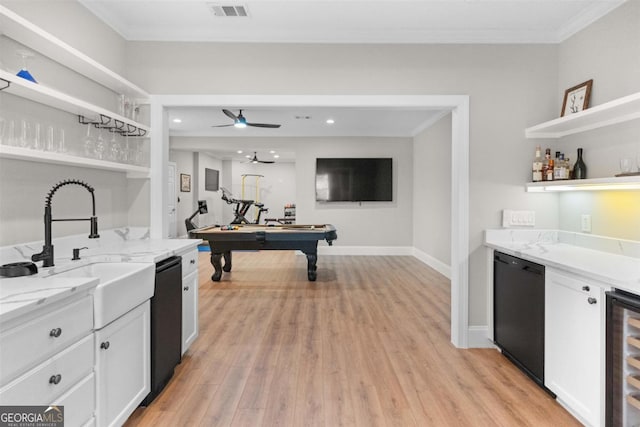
[581,214,592,233]
[502,210,536,227]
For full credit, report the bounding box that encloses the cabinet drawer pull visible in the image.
[184,286,189,291]
[49,374,62,385]
[190,259,196,264]
[588,297,597,305]
[49,328,62,338]
[100,341,110,350]
[582,285,590,292]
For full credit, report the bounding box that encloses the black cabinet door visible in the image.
[494,251,545,384]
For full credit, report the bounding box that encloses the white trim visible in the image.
[150,94,470,348]
[318,246,413,256]
[467,326,494,349]
[412,248,451,279]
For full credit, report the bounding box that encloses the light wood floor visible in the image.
[125,251,579,427]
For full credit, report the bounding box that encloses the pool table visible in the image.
[191,224,337,281]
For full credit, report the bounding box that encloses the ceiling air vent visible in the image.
[208,4,249,17]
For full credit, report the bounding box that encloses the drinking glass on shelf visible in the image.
[0,117,6,145]
[83,123,95,158]
[57,128,67,153]
[45,125,55,151]
[32,122,43,150]
[108,132,119,161]
[620,158,633,174]
[19,119,30,148]
[15,50,37,83]
[6,120,17,146]
[95,128,105,160]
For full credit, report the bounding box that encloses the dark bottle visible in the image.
[573,148,587,179]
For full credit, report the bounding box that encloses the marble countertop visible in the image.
[485,229,640,294]
[0,232,201,324]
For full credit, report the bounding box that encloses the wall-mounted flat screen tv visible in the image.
[205,168,219,191]
[316,158,392,202]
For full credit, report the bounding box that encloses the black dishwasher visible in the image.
[493,251,546,388]
[142,255,182,406]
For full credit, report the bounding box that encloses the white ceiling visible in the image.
[78,0,625,161]
[80,0,625,44]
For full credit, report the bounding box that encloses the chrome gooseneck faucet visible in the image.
[31,179,100,267]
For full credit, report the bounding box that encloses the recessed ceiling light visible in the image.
[172,118,182,123]
[269,150,275,154]
[245,155,251,159]
[326,119,335,124]
[273,154,280,158]
[237,150,243,154]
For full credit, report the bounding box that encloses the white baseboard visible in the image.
[467,326,494,348]
[318,246,413,256]
[412,248,451,279]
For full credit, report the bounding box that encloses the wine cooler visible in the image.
[607,290,640,427]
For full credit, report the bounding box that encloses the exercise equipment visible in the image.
[221,187,268,224]
[185,200,208,233]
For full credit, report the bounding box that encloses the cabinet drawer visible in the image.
[0,295,93,386]
[0,334,94,405]
[180,248,199,277]
[52,372,95,427]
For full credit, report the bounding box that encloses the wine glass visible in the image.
[108,132,119,161]
[83,123,95,158]
[95,128,105,160]
[15,50,37,83]
[45,125,55,151]
[0,117,6,146]
[31,122,43,150]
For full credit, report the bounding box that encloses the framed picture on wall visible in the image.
[180,173,191,192]
[561,79,593,116]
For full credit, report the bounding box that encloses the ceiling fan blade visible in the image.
[258,160,275,164]
[211,124,235,127]
[247,122,281,128]
[222,109,238,120]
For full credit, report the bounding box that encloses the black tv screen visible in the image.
[205,168,219,191]
[316,158,392,202]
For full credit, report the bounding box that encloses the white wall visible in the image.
[294,137,413,247]
[125,41,560,326]
[413,113,451,265]
[169,150,194,237]
[0,158,129,245]
[555,1,640,239]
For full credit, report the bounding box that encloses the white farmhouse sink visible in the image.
[52,262,155,329]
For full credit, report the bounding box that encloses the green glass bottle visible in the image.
[573,148,587,179]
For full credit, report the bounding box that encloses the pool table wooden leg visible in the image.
[222,251,232,272]
[211,252,223,281]
[305,252,318,281]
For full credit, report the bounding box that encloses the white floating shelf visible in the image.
[0,145,150,179]
[525,92,640,139]
[526,176,640,192]
[0,5,149,100]
[0,71,149,134]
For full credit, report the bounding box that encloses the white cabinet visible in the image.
[179,248,199,355]
[0,293,94,426]
[545,268,607,427]
[95,301,150,427]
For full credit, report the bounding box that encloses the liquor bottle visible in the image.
[553,153,567,181]
[573,148,587,179]
[542,148,552,181]
[532,146,543,182]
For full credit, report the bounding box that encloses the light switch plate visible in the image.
[502,210,536,227]
[581,214,592,233]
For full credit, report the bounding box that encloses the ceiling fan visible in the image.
[212,109,281,129]
[246,152,274,164]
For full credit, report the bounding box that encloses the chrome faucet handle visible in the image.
[72,247,89,261]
